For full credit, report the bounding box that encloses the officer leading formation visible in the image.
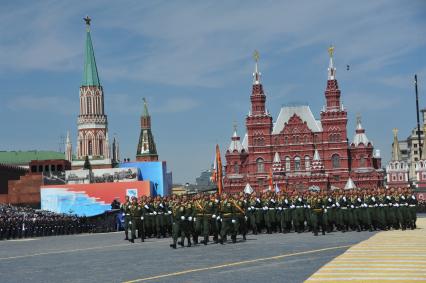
[119,187,419,248]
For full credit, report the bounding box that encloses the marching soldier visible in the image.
[120,196,131,240]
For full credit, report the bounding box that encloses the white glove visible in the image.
[278,207,282,211]
[250,206,255,210]
[168,211,172,215]
[336,203,340,207]
[389,203,393,207]
[216,215,221,220]
[141,216,144,220]
[188,216,193,221]
[303,205,307,208]
[412,195,416,200]
[350,205,354,209]
[395,203,399,207]
[245,216,248,221]
[159,204,164,208]
[343,197,346,201]
[401,196,405,200]
[285,199,288,204]
[129,221,132,225]
[387,196,391,200]
[374,204,378,207]
[290,205,295,209]
[271,199,275,203]
[212,214,216,219]
[248,207,252,211]
[379,204,383,207]
[153,211,157,215]
[332,204,336,208]
[256,198,260,203]
[328,198,332,202]
[307,205,311,209]
[324,209,327,213]
[263,207,268,211]
[215,199,219,203]
[193,217,197,221]
[298,197,302,202]
[122,213,125,217]
[144,205,149,209]
[231,219,236,224]
[372,197,375,202]
[180,216,185,220]
[357,198,361,202]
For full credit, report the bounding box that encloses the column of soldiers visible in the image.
[0,204,95,240]
[120,187,419,247]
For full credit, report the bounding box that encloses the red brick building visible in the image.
[224,49,384,193]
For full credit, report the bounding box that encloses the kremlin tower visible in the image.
[70,17,116,169]
[136,98,159,162]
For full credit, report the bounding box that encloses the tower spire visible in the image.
[65,130,72,162]
[392,128,401,161]
[253,50,261,85]
[142,97,149,117]
[82,16,100,87]
[328,45,336,80]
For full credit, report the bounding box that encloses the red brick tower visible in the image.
[136,98,158,162]
[245,51,273,190]
[319,46,350,188]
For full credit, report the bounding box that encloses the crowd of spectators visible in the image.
[0,204,117,240]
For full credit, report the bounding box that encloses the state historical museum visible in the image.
[223,48,384,193]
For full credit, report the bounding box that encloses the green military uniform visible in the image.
[309,195,326,236]
[120,200,131,240]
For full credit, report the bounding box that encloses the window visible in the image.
[422,172,426,180]
[294,136,299,144]
[256,158,265,173]
[399,174,403,181]
[414,150,418,155]
[88,140,93,156]
[38,165,43,172]
[87,97,92,114]
[285,157,291,172]
[44,165,49,172]
[414,144,418,148]
[304,136,309,143]
[392,175,397,181]
[57,165,63,172]
[333,175,340,181]
[305,156,311,171]
[51,165,56,172]
[31,166,37,173]
[294,156,301,171]
[332,154,340,168]
[284,137,288,145]
[360,155,366,167]
[99,140,103,156]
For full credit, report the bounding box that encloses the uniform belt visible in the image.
[383,204,388,207]
[196,214,204,216]
[149,213,154,215]
[313,208,322,212]
[341,207,348,210]
[409,205,416,207]
[296,206,303,208]
[368,205,374,208]
[125,214,130,216]
[222,213,232,216]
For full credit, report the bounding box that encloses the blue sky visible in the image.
[0,1,425,183]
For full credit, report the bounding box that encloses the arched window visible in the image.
[360,155,366,167]
[99,140,103,156]
[285,157,290,172]
[87,97,92,114]
[234,163,239,174]
[304,135,309,143]
[285,137,288,145]
[295,136,299,144]
[332,154,340,168]
[294,156,301,171]
[88,140,93,156]
[305,156,311,171]
[256,158,265,173]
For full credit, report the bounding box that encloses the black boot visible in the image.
[232,235,237,243]
[170,240,177,249]
[187,237,192,247]
[179,240,184,247]
[243,234,247,241]
[130,238,134,243]
[203,236,208,245]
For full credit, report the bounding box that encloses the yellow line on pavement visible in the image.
[123,244,353,283]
